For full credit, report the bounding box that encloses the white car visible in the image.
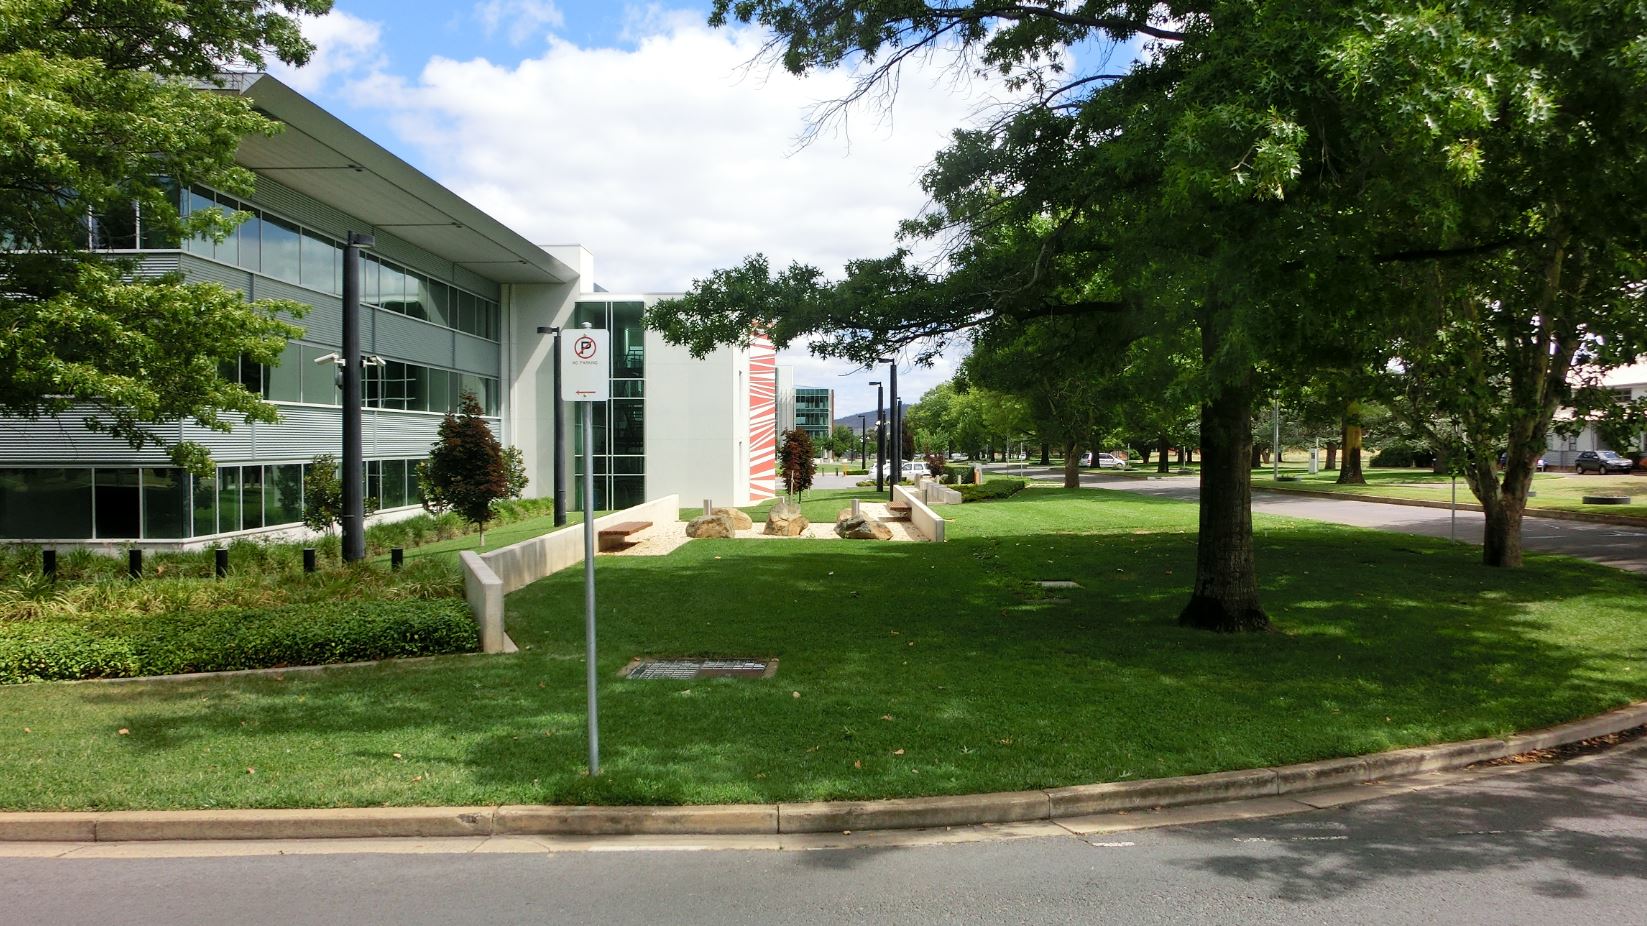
[1081,452,1125,468]
[878,460,929,480]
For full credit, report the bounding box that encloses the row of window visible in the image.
[0,462,424,541]
[567,301,648,511]
[222,348,501,416]
[88,186,503,341]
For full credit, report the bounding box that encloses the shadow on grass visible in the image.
[39,489,1647,811]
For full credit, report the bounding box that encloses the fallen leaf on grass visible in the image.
[792,691,801,699]
[117,728,129,735]
[853,759,862,769]
[392,753,403,760]
[246,767,256,775]
[881,715,894,721]
[22,728,31,734]
[893,749,905,756]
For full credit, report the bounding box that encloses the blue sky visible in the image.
[272,2,1140,415]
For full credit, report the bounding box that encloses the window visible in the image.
[300,231,336,292]
[192,472,217,537]
[301,344,338,405]
[241,466,264,530]
[94,469,141,539]
[266,341,302,402]
[236,213,262,272]
[0,469,93,539]
[266,464,303,527]
[218,467,241,533]
[379,262,406,313]
[141,469,187,539]
[262,216,301,284]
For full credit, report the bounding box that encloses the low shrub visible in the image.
[941,464,976,485]
[0,599,478,684]
[957,478,1028,502]
[1369,442,1436,468]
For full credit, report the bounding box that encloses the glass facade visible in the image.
[88,186,503,342]
[243,344,500,416]
[794,387,834,443]
[0,461,425,541]
[570,300,646,511]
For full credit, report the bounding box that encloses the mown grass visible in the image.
[1254,466,1647,521]
[1,486,1644,810]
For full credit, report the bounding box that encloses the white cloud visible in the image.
[280,8,1034,408]
[266,10,385,95]
[475,0,565,47]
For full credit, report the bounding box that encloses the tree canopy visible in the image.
[0,0,329,473]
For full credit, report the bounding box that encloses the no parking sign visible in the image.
[562,328,610,401]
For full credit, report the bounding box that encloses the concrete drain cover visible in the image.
[1036,580,1082,589]
[625,658,777,680]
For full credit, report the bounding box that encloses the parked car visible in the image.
[878,460,929,480]
[1080,451,1126,469]
[1574,450,1634,474]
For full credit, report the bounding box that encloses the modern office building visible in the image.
[0,73,774,548]
[794,387,835,445]
[1544,363,1647,466]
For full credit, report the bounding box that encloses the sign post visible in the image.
[563,322,610,775]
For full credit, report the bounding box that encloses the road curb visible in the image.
[3,702,1643,842]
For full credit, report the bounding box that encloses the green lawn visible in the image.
[2,486,1645,810]
[1253,466,1647,521]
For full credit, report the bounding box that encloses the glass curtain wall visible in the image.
[570,301,646,511]
[0,461,426,541]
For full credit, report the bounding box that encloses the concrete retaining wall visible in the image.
[460,495,680,652]
[894,484,947,543]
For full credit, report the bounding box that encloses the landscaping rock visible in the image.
[834,512,893,541]
[764,500,809,536]
[712,507,754,530]
[685,513,735,539]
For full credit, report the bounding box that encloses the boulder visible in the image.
[764,499,810,536]
[835,512,893,540]
[685,513,735,539]
[712,506,753,530]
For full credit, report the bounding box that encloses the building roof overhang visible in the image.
[223,73,576,285]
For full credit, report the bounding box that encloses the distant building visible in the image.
[794,387,835,445]
[1545,363,1647,465]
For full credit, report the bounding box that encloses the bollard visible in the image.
[391,547,404,571]
[42,549,56,582]
[214,548,229,579]
[128,549,142,580]
[852,498,862,519]
[302,547,317,573]
[702,498,713,517]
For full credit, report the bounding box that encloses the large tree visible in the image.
[0,0,327,473]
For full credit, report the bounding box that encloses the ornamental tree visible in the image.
[779,428,817,497]
[425,392,509,542]
[0,0,327,473]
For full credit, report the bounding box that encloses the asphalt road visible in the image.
[4,743,1644,925]
[1002,466,1647,573]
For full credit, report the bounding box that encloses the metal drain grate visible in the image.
[625,658,776,680]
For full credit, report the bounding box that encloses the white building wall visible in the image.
[643,332,755,506]
[503,279,581,500]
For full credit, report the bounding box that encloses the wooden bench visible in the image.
[597,520,652,552]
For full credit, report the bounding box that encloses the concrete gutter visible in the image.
[4,701,1642,843]
[1252,484,1647,528]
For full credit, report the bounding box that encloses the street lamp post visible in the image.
[536,326,566,526]
[870,380,884,493]
[859,414,867,466]
[340,230,374,562]
[881,358,899,499]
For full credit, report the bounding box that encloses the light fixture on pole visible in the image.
[536,326,566,526]
[869,380,884,493]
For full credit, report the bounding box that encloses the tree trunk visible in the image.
[1136,444,1153,466]
[1336,404,1365,484]
[1040,442,1050,465]
[1177,445,1188,466]
[1063,442,1082,488]
[1325,442,1338,471]
[1249,443,1263,469]
[1156,434,1171,473]
[1179,370,1269,632]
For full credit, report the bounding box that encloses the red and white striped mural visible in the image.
[747,332,777,501]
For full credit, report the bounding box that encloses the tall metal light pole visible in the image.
[536,326,567,526]
[340,230,374,562]
[871,380,884,493]
[881,357,899,499]
[859,414,867,465]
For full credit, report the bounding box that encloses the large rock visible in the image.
[835,511,893,540]
[685,513,735,538]
[764,499,809,536]
[712,507,753,530]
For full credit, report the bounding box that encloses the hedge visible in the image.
[957,478,1029,502]
[0,599,479,684]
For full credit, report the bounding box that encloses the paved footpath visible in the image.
[3,742,1644,925]
[1006,467,1647,574]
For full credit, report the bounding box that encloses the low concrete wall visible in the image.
[460,496,681,653]
[894,484,947,543]
[921,480,963,505]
